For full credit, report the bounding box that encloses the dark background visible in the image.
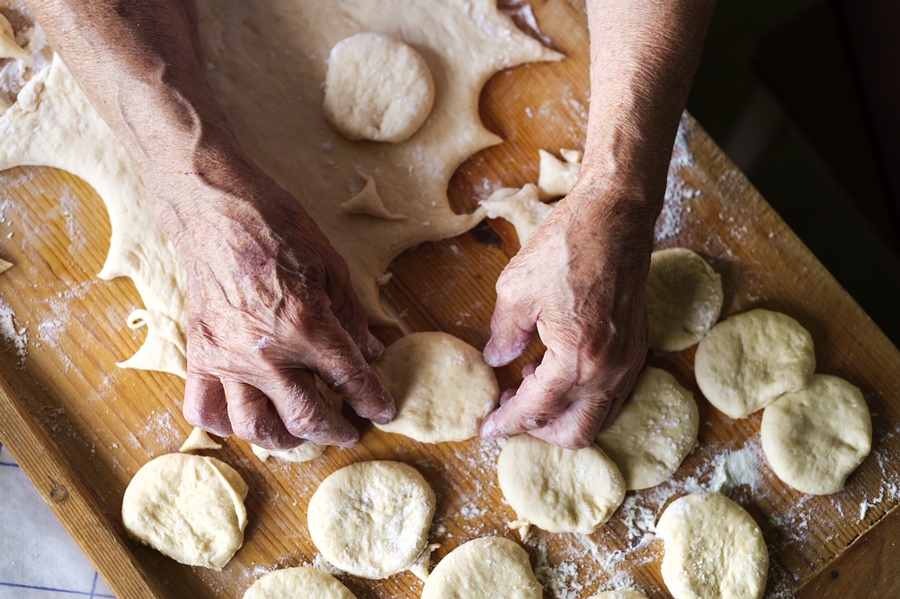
[687,0,900,344]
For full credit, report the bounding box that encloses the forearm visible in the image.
[580,0,716,218]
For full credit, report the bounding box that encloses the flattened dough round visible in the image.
[421,537,542,599]
[658,492,767,599]
[323,33,434,142]
[243,567,356,599]
[695,309,815,418]
[373,332,499,443]
[497,435,625,534]
[647,248,723,352]
[122,453,248,569]
[308,461,435,579]
[595,367,699,490]
[587,592,647,599]
[761,374,871,494]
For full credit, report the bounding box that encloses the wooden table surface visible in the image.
[1,1,900,597]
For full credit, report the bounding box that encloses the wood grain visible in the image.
[1,1,899,597]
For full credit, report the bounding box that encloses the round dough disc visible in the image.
[121,453,249,569]
[658,492,768,599]
[761,374,871,494]
[497,435,625,534]
[243,567,356,599]
[308,461,435,579]
[694,309,815,418]
[587,592,647,599]
[323,32,435,143]
[373,332,499,443]
[421,537,542,599]
[595,367,699,490]
[647,248,723,352]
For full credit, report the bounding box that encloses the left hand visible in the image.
[479,179,655,449]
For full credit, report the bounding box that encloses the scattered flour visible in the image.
[656,113,701,241]
[0,298,27,368]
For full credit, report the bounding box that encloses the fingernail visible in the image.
[367,333,384,359]
[480,416,503,439]
[483,338,502,367]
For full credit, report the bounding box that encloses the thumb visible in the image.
[484,289,535,367]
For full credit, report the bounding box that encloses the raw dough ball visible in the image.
[695,309,815,418]
[308,461,435,579]
[121,453,248,569]
[243,567,356,599]
[497,435,625,534]
[587,592,647,599]
[658,492,767,599]
[373,332,499,443]
[323,33,435,143]
[421,537,542,599]
[251,442,326,463]
[647,248,723,352]
[761,374,871,494]
[595,367,699,490]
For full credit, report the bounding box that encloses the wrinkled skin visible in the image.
[152,154,395,450]
[480,180,654,448]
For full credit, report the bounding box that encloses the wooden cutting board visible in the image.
[1,1,899,597]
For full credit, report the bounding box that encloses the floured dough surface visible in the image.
[421,537,542,599]
[658,492,767,599]
[497,435,624,534]
[324,33,434,142]
[243,567,356,599]
[308,461,435,579]
[647,248,723,352]
[121,453,249,569]
[373,331,498,443]
[761,374,871,495]
[587,592,647,599]
[695,309,815,418]
[340,175,406,220]
[251,442,326,463]
[595,367,698,490]
[1,1,559,374]
[481,184,554,244]
[537,148,581,199]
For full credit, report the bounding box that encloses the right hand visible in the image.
[150,151,395,450]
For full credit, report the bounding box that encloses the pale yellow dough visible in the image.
[121,453,248,569]
[595,367,698,490]
[251,442,326,464]
[0,1,560,376]
[480,184,555,244]
[243,567,356,599]
[657,492,768,599]
[761,374,871,495]
[647,248,723,352]
[421,537,542,599]
[307,461,435,579]
[179,427,222,452]
[537,148,581,199]
[695,309,816,418]
[373,331,498,443]
[0,12,27,60]
[497,435,625,535]
[324,33,434,143]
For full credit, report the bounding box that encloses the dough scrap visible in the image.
[243,567,356,599]
[324,32,434,143]
[251,442,326,464]
[339,174,406,220]
[647,248,723,352]
[373,331,499,443]
[0,257,12,274]
[761,374,871,495]
[308,461,435,579]
[497,435,625,534]
[657,492,767,599]
[480,184,554,244]
[421,537,542,599]
[0,12,28,60]
[1,2,560,375]
[587,592,647,599]
[179,427,222,452]
[537,148,581,199]
[595,367,698,490]
[695,309,815,419]
[121,453,248,569]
